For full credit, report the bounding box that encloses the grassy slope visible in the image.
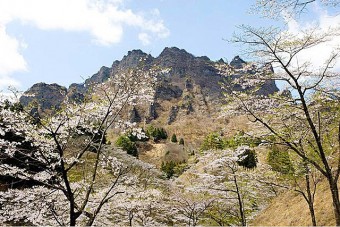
[138,142,187,167]
[107,110,340,226]
[251,177,337,226]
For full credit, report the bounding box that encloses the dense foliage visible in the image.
[115,135,138,157]
[200,132,225,151]
[145,125,168,142]
[267,146,295,174]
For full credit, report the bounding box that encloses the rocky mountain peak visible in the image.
[197,56,211,61]
[19,47,280,124]
[19,83,67,111]
[119,49,153,69]
[30,82,65,90]
[85,66,111,85]
[230,55,246,69]
[127,49,146,56]
[158,47,194,61]
[217,58,225,64]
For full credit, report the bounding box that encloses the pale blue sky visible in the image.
[0,0,338,93]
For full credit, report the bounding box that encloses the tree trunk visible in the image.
[307,202,317,226]
[329,179,340,226]
[304,164,317,226]
[234,175,246,226]
[69,204,76,226]
[129,212,133,226]
[67,191,77,226]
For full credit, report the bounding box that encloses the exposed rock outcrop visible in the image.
[19,47,280,125]
[129,106,142,123]
[117,50,153,70]
[85,66,111,85]
[148,103,158,122]
[167,106,179,125]
[230,55,246,69]
[155,84,183,100]
[20,83,67,111]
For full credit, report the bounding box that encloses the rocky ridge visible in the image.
[19,47,279,125]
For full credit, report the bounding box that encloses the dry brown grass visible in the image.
[138,142,187,168]
[157,114,254,149]
[251,177,337,226]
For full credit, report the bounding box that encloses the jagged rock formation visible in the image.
[19,47,279,124]
[20,83,67,111]
[129,106,142,123]
[155,84,183,100]
[167,106,179,125]
[148,103,158,122]
[85,66,111,85]
[155,47,222,102]
[230,55,246,69]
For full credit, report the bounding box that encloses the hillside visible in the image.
[252,178,337,226]
[4,47,339,226]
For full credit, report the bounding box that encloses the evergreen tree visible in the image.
[237,148,257,169]
[171,134,178,143]
[160,128,168,139]
[179,138,184,145]
[115,135,138,157]
[200,132,224,151]
[145,125,168,142]
[161,161,176,179]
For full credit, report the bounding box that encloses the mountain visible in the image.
[19,47,279,127]
[20,83,67,109]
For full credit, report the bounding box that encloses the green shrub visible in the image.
[145,125,154,137]
[237,148,257,169]
[171,134,178,143]
[161,161,187,179]
[115,135,138,157]
[179,138,184,145]
[224,131,261,149]
[161,161,176,178]
[173,161,188,176]
[200,132,225,151]
[146,125,168,142]
[267,145,294,174]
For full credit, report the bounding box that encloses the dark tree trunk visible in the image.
[328,179,340,226]
[234,175,246,226]
[304,164,317,226]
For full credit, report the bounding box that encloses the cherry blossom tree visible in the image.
[0,63,167,225]
[253,0,340,18]
[110,188,167,226]
[217,24,340,224]
[170,190,214,226]
[175,147,275,226]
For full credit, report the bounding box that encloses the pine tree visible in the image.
[160,128,168,139]
[171,134,178,143]
[179,138,184,145]
[115,135,138,157]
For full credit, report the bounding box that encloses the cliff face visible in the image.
[19,47,279,122]
[155,47,222,101]
[20,83,67,111]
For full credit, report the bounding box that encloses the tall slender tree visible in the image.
[217,25,340,224]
